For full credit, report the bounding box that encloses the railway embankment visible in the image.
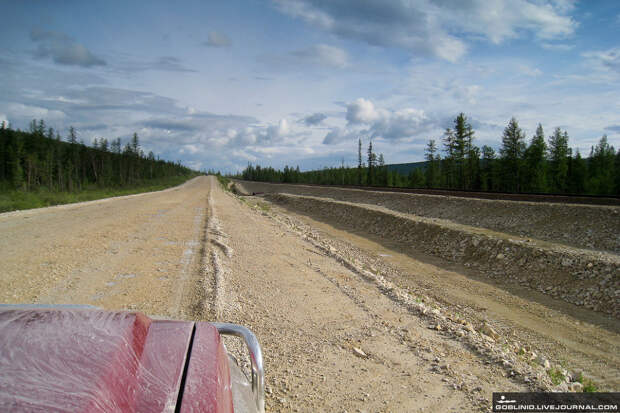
[235,181,620,319]
[235,181,620,254]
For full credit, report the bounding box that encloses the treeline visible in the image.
[0,119,195,192]
[240,114,620,196]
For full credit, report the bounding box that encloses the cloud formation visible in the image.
[583,47,620,74]
[152,56,197,72]
[346,98,382,125]
[204,31,232,47]
[273,0,576,61]
[302,112,327,125]
[290,44,349,68]
[605,125,620,134]
[30,29,106,67]
[325,98,433,144]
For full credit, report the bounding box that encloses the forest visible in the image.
[240,114,620,196]
[0,120,197,211]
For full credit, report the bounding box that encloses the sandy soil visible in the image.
[1,176,616,412]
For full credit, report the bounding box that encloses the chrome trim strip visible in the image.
[212,323,265,413]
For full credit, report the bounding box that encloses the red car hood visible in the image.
[0,308,233,413]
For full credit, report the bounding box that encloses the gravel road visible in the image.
[1,175,615,412]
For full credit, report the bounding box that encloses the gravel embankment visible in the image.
[263,192,620,319]
[235,181,620,254]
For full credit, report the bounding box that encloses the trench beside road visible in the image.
[1,175,618,412]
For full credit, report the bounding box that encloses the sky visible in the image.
[1,0,619,173]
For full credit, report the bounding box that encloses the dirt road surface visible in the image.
[1,176,617,412]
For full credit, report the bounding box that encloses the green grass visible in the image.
[547,367,566,386]
[577,373,598,392]
[216,174,231,191]
[0,174,197,213]
[257,201,271,212]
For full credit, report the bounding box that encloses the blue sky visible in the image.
[1,0,619,172]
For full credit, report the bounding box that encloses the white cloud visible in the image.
[290,44,349,68]
[323,127,359,144]
[180,144,200,154]
[301,112,327,125]
[346,98,382,124]
[273,0,577,61]
[204,31,232,47]
[30,29,106,67]
[227,118,296,147]
[583,47,620,74]
[541,42,575,51]
[267,118,290,139]
[6,103,66,121]
[326,98,433,144]
[518,64,543,77]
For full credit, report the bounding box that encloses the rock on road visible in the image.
[2,176,530,412]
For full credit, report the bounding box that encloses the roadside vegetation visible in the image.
[215,173,231,190]
[239,114,620,196]
[0,120,199,212]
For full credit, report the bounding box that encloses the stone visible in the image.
[496,253,505,259]
[481,323,500,341]
[570,382,583,392]
[465,322,476,333]
[536,355,550,369]
[353,347,367,358]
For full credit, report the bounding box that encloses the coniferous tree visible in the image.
[524,124,547,193]
[357,138,363,185]
[568,149,587,194]
[548,128,569,193]
[499,117,526,192]
[377,153,387,186]
[453,113,476,189]
[424,139,441,188]
[367,141,375,185]
[614,151,620,195]
[442,128,457,188]
[587,135,616,195]
[479,145,497,191]
[408,168,425,188]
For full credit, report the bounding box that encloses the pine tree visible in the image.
[131,133,140,156]
[453,113,474,189]
[9,139,24,190]
[367,141,375,185]
[68,126,78,144]
[524,124,547,193]
[377,153,387,186]
[499,118,526,192]
[480,145,496,191]
[442,128,456,188]
[548,128,569,193]
[568,149,587,194]
[357,138,363,185]
[408,168,425,188]
[425,139,440,188]
[587,135,615,195]
[614,151,620,195]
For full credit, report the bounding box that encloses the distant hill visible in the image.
[386,161,427,176]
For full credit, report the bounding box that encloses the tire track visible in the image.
[183,178,236,321]
[171,203,207,319]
